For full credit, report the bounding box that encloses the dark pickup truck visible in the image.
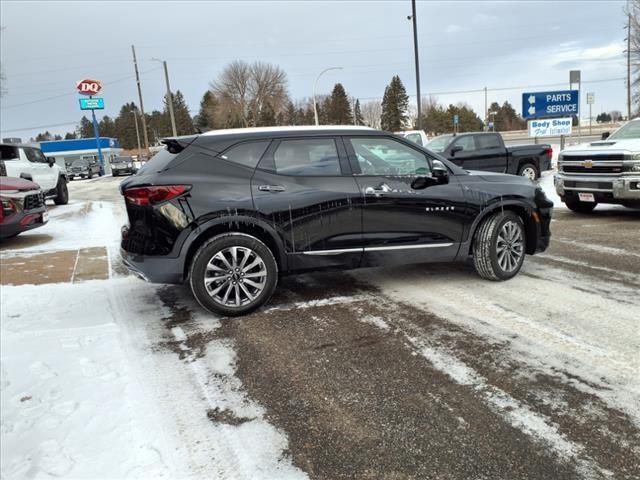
[426,132,552,180]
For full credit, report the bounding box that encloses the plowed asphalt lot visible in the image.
[2,176,639,479]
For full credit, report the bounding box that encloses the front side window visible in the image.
[426,135,453,153]
[608,121,640,140]
[273,138,340,176]
[406,133,423,146]
[221,141,270,169]
[451,136,475,152]
[476,134,501,150]
[349,137,431,176]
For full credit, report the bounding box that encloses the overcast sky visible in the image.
[0,0,628,140]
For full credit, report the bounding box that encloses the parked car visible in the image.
[426,132,552,180]
[0,176,48,239]
[0,143,68,204]
[68,158,100,180]
[111,156,137,176]
[396,130,430,146]
[120,126,553,316]
[555,118,640,212]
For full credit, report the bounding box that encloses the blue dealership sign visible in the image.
[79,97,105,110]
[522,90,578,119]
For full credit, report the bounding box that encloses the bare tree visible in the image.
[210,60,288,128]
[361,100,382,128]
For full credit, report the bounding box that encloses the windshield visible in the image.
[72,159,88,167]
[426,135,453,153]
[608,121,640,140]
[113,157,132,163]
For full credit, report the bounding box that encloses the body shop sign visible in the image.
[528,117,572,137]
[76,79,102,96]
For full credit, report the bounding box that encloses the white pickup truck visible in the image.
[0,143,69,204]
[395,130,430,147]
[555,119,640,212]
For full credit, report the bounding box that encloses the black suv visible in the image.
[120,127,552,316]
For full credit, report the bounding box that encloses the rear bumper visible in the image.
[0,208,47,239]
[120,225,184,284]
[554,174,640,201]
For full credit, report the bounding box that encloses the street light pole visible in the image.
[313,66,343,126]
[152,57,178,137]
[410,0,422,130]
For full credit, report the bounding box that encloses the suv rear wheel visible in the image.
[189,233,278,316]
[473,211,525,281]
[564,199,597,213]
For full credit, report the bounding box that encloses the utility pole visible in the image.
[484,86,488,131]
[131,109,143,162]
[410,0,422,130]
[131,45,149,152]
[153,58,177,137]
[627,11,632,120]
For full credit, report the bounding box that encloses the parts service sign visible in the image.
[76,79,102,96]
[528,118,572,137]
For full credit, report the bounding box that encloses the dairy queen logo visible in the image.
[76,79,102,96]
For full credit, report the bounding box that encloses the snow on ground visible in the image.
[0,180,306,480]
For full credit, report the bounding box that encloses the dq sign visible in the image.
[76,79,102,96]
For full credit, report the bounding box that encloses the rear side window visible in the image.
[273,138,341,176]
[0,145,19,160]
[476,134,501,150]
[139,148,177,174]
[220,141,270,168]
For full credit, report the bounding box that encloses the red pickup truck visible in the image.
[0,173,48,240]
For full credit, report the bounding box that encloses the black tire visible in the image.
[518,163,539,181]
[113,172,118,177]
[87,172,93,179]
[564,199,597,213]
[189,233,278,317]
[53,176,69,205]
[472,211,526,281]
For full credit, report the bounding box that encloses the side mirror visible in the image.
[47,158,55,167]
[601,132,610,140]
[450,145,463,156]
[432,160,449,184]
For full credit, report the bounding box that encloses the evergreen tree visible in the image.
[326,83,353,124]
[35,131,53,142]
[284,101,297,125]
[99,115,116,138]
[114,103,142,149]
[354,99,364,126]
[257,102,276,126]
[78,116,93,138]
[194,91,219,131]
[380,75,409,131]
[64,132,76,140]
[53,134,63,140]
[165,90,194,136]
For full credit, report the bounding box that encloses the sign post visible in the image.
[76,79,105,176]
[453,114,459,134]
[586,92,595,135]
[569,70,581,139]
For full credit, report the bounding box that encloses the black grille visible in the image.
[562,154,625,162]
[24,192,44,210]
[564,181,613,189]
[562,165,623,174]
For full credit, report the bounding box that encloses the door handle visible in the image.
[258,185,286,192]
[364,184,392,195]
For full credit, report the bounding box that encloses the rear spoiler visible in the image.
[160,135,199,154]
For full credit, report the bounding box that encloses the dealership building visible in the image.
[39,138,123,175]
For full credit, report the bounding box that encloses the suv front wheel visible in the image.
[473,211,526,281]
[189,233,278,316]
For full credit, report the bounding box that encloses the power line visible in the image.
[0,120,80,134]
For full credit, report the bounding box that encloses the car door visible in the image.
[22,147,57,190]
[344,135,467,267]
[474,134,508,172]
[251,136,363,271]
[444,134,481,170]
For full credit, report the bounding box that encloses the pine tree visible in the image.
[380,75,409,131]
[64,132,76,140]
[354,99,364,126]
[99,115,116,138]
[194,91,219,131]
[165,90,194,136]
[78,116,93,138]
[326,83,353,124]
[114,103,142,149]
[257,102,276,126]
[284,101,297,125]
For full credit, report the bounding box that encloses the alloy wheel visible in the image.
[203,246,267,307]
[521,167,537,180]
[496,220,524,272]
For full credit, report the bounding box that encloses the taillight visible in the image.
[546,147,553,160]
[124,185,190,206]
